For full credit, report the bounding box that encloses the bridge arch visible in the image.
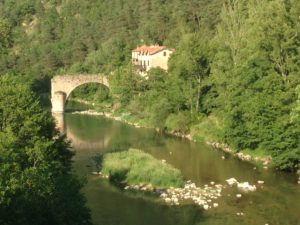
[51,74,109,112]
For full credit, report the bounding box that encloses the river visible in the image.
[55,112,300,225]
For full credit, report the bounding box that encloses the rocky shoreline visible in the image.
[207,142,272,167]
[91,171,268,210]
[92,171,223,209]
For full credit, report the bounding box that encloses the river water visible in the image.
[57,113,300,225]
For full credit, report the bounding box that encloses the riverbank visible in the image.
[72,110,273,168]
[67,109,300,225]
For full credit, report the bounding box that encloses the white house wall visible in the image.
[150,49,173,71]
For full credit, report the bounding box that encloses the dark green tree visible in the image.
[0,75,91,225]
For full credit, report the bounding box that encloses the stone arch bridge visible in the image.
[51,74,109,112]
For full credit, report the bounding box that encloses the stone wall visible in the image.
[51,74,109,112]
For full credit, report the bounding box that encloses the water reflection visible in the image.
[58,113,300,225]
[52,112,110,150]
[52,112,66,133]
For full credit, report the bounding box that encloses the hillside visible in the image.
[0,0,299,171]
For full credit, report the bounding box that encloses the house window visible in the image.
[163,51,167,56]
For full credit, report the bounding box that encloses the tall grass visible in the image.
[101,149,183,188]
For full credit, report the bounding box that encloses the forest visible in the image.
[0,0,299,177]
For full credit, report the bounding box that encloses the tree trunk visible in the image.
[196,75,202,113]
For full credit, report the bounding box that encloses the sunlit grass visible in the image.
[101,149,184,188]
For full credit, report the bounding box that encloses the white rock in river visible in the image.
[160,193,168,198]
[257,180,264,184]
[165,198,171,203]
[236,194,242,198]
[226,178,238,186]
[213,203,219,207]
[203,205,209,210]
[172,197,179,202]
[237,182,256,192]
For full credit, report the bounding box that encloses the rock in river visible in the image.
[226,178,238,186]
[237,182,256,192]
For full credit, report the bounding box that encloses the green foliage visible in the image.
[0,19,12,50]
[101,149,184,188]
[168,33,211,114]
[190,116,223,143]
[69,83,112,105]
[1,0,299,172]
[209,0,300,171]
[109,65,141,107]
[90,153,104,173]
[0,0,222,78]
[165,111,192,134]
[0,75,91,225]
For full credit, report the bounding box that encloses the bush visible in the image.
[191,116,223,143]
[165,111,191,134]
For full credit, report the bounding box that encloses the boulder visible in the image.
[236,194,242,198]
[165,198,171,203]
[237,182,256,192]
[226,178,238,186]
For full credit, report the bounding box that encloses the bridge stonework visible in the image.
[51,74,109,112]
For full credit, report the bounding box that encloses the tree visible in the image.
[109,64,141,107]
[169,33,210,114]
[209,0,300,170]
[0,75,91,225]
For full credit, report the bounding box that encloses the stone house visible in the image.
[132,45,174,75]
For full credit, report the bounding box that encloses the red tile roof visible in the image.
[132,45,169,55]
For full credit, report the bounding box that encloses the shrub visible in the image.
[165,111,191,134]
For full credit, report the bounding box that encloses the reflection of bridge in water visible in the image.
[52,113,110,151]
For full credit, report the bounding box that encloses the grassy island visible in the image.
[101,149,184,189]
